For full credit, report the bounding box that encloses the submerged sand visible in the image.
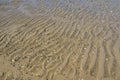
[0,0,120,80]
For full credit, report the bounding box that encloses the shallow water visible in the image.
[0,0,120,14]
[0,0,120,80]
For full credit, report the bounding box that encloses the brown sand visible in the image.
[0,0,120,80]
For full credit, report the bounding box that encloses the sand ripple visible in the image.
[0,0,120,80]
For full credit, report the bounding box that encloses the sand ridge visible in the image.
[0,0,120,80]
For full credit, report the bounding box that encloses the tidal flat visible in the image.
[0,0,120,80]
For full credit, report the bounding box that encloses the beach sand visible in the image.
[0,0,120,80]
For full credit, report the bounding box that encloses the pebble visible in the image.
[110,11,113,13]
[12,59,15,62]
[84,47,87,50]
[105,58,109,61]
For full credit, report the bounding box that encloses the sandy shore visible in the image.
[0,0,120,80]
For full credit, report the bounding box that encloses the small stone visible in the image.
[12,59,15,62]
[84,48,87,50]
[106,58,109,61]
[110,11,113,13]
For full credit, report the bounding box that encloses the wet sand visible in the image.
[0,0,120,80]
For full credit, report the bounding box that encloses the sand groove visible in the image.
[0,16,120,80]
[0,0,120,80]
